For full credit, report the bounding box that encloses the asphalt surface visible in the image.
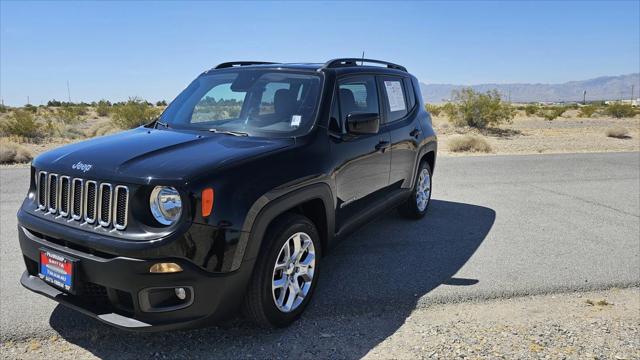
[1,152,639,358]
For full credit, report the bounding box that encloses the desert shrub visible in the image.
[55,106,83,124]
[96,100,112,117]
[524,104,539,116]
[539,106,567,121]
[0,110,41,138]
[156,100,168,107]
[605,127,630,139]
[47,99,62,107]
[605,103,635,118]
[445,88,515,128]
[0,141,33,164]
[578,105,598,118]
[0,104,7,113]
[23,104,38,113]
[86,119,118,138]
[425,104,441,116]
[111,98,161,129]
[448,135,492,153]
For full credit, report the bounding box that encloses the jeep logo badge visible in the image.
[72,161,93,173]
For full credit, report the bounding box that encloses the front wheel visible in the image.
[398,161,432,219]
[243,213,321,327]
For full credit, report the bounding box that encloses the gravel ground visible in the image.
[1,287,638,359]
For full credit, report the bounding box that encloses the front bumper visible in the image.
[18,225,255,331]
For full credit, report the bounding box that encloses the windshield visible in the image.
[160,70,323,137]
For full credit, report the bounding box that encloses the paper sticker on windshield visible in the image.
[291,115,302,127]
[384,81,406,112]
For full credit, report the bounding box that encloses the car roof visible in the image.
[207,59,411,77]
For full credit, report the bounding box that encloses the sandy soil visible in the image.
[434,110,640,156]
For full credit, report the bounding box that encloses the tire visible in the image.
[398,161,432,219]
[243,213,321,328]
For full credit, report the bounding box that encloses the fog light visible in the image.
[150,262,183,273]
[175,287,186,300]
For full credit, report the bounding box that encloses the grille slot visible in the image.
[84,181,97,224]
[59,176,70,216]
[113,186,129,230]
[47,174,58,214]
[37,171,47,210]
[34,171,129,230]
[98,183,112,227]
[71,178,83,220]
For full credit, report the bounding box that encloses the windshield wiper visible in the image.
[208,128,249,137]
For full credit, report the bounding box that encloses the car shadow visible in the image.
[50,199,495,359]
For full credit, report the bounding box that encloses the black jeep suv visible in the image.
[17,58,437,331]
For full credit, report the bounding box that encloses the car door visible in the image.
[330,74,391,223]
[379,75,421,189]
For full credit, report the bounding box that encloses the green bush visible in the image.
[578,105,598,118]
[0,104,7,113]
[605,103,635,118]
[111,98,161,129]
[0,110,41,138]
[539,106,567,121]
[444,88,515,128]
[425,104,441,116]
[55,107,83,124]
[96,100,111,117]
[156,100,168,107]
[524,104,539,116]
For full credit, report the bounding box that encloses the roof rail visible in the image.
[215,61,278,69]
[321,58,407,72]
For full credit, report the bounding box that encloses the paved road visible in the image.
[1,152,639,358]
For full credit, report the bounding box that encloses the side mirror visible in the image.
[346,113,380,135]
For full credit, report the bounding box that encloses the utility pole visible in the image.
[67,80,71,103]
[583,90,586,105]
[632,85,635,101]
[27,96,30,105]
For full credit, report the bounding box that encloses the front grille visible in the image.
[36,171,130,230]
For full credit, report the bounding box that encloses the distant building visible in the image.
[605,99,639,107]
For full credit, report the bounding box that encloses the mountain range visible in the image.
[419,73,639,103]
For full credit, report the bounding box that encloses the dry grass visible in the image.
[0,140,33,164]
[448,135,492,153]
[605,127,630,139]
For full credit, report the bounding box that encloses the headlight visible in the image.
[150,186,182,225]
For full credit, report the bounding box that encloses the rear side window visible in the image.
[337,75,380,125]
[381,78,408,122]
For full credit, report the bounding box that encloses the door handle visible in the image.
[410,128,422,138]
[375,141,390,152]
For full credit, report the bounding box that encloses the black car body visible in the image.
[18,59,437,331]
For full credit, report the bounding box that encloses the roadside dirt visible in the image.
[434,111,640,156]
[1,287,638,359]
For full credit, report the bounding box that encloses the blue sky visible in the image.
[1,0,639,106]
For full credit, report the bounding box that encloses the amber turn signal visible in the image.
[202,188,214,217]
[149,262,183,273]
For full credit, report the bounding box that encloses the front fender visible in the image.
[232,182,335,271]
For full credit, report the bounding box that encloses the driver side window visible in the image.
[191,83,246,123]
[337,76,379,127]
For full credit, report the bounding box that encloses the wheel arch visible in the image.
[232,182,335,271]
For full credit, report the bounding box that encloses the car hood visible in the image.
[32,127,294,184]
